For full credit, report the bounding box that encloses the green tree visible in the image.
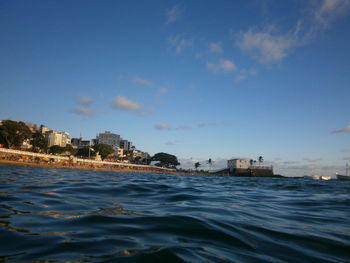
[143,153,151,165]
[30,131,48,152]
[75,147,95,158]
[151,152,180,168]
[64,144,76,155]
[0,120,32,148]
[194,162,201,170]
[49,145,65,154]
[93,144,114,160]
[134,156,142,164]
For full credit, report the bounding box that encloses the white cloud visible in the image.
[130,76,153,87]
[168,35,193,55]
[72,106,94,117]
[208,42,223,53]
[111,96,140,112]
[235,68,257,81]
[206,59,237,73]
[332,125,350,134]
[166,5,184,24]
[154,123,172,130]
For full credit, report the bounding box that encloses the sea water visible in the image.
[0,166,349,262]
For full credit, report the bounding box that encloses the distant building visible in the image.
[39,125,51,134]
[71,138,93,149]
[116,147,125,159]
[227,158,249,171]
[45,131,70,147]
[132,149,143,158]
[96,131,120,149]
[119,139,132,151]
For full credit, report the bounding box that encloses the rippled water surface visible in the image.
[0,166,349,262]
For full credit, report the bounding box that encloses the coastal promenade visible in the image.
[0,148,176,174]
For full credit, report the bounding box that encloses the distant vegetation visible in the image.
[151,152,180,168]
[0,120,32,148]
[93,144,114,159]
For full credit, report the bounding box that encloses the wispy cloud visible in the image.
[340,149,350,153]
[130,76,153,87]
[222,121,234,126]
[166,5,184,24]
[76,95,92,105]
[281,161,299,166]
[178,125,192,130]
[72,95,94,117]
[208,42,223,53]
[303,158,323,163]
[314,0,350,28]
[332,125,350,134]
[235,68,257,81]
[111,96,140,112]
[72,106,94,117]
[155,123,172,130]
[168,35,193,55]
[206,59,237,73]
[165,141,176,146]
[237,25,299,64]
[198,122,217,128]
[237,0,350,64]
[157,88,169,95]
[155,122,231,131]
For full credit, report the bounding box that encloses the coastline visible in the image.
[0,159,213,176]
[0,159,182,175]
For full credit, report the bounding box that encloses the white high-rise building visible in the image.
[96,131,120,149]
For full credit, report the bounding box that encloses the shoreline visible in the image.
[0,159,211,176]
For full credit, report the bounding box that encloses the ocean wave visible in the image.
[0,166,349,262]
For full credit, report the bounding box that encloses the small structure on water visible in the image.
[227,158,249,170]
[227,158,275,177]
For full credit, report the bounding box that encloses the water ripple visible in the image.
[0,166,349,262]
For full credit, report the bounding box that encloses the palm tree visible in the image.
[249,159,253,166]
[258,156,264,166]
[194,162,201,171]
[207,158,212,171]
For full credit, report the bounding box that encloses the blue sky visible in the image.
[1,0,350,175]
